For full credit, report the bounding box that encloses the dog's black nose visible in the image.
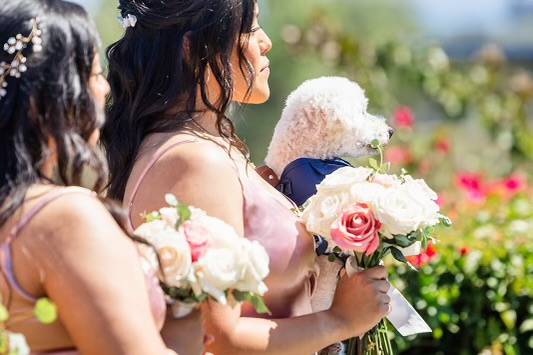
[388,128,395,139]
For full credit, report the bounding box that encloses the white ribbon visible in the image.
[345,256,431,336]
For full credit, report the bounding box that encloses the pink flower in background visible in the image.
[435,138,451,155]
[183,223,209,262]
[394,106,415,129]
[457,173,487,203]
[385,146,413,165]
[408,243,438,268]
[331,203,382,256]
[498,173,527,197]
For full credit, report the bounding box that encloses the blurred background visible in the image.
[76,1,532,354]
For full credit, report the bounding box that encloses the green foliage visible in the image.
[387,187,533,355]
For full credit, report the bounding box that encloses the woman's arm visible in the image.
[25,193,174,355]
[132,141,390,355]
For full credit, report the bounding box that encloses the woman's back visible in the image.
[0,185,167,354]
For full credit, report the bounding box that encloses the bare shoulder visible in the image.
[150,136,246,234]
[31,190,125,246]
[157,135,238,172]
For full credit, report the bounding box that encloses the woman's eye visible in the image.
[251,26,261,33]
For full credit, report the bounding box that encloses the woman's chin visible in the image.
[235,89,271,105]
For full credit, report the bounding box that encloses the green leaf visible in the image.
[231,291,271,315]
[249,295,271,315]
[393,235,414,248]
[370,139,380,149]
[390,246,408,263]
[231,290,248,303]
[34,298,58,324]
[368,158,380,171]
[500,309,516,330]
[0,304,9,323]
[176,204,192,228]
[520,319,533,333]
[439,215,452,227]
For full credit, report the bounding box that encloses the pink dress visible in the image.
[0,187,166,354]
[127,140,318,320]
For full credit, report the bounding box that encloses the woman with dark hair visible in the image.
[0,0,180,353]
[102,0,391,353]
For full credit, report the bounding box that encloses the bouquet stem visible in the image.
[345,320,393,355]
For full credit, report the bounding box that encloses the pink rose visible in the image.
[330,203,382,255]
[183,223,209,262]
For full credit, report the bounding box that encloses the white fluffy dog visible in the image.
[265,76,393,177]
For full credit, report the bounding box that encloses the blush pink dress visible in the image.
[126,140,318,320]
[0,187,166,354]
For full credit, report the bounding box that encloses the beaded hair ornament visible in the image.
[0,18,43,99]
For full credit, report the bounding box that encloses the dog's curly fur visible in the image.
[265,77,393,177]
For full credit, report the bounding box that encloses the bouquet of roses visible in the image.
[135,194,270,317]
[301,142,451,355]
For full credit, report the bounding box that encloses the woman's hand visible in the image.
[329,266,391,338]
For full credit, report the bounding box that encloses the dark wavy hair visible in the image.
[102,0,257,200]
[0,0,111,227]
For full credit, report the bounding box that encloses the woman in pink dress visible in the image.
[0,0,183,353]
[102,0,391,353]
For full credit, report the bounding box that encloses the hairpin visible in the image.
[118,14,137,29]
[0,17,42,99]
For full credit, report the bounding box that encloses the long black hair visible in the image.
[102,0,257,201]
[0,0,107,227]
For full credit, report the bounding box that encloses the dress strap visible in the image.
[126,140,197,231]
[0,186,95,302]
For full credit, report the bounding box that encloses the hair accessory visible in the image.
[118,14,137,29]
[0,17,43,99]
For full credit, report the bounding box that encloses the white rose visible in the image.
[235,240,270,295]
[372,173,402,188]
[317,166,372,193]
[135,220,192,287]
[374,187,427,236]
[350,181,386,205]
[159,207,179,227]
[403,176,438,200]
[303,192,351,237]
[194,248,246,304]
[8,333,30,355]
[402,180,440,227]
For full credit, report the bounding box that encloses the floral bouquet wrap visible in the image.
[301,144,451,355]
[135,194,271,318]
